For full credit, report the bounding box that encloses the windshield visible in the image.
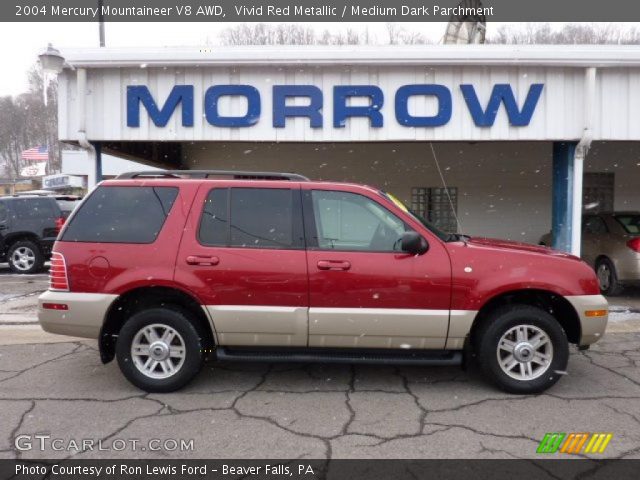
[380,192,452,242]
[615,214,640,234]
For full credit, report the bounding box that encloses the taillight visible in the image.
[54,217,65,234]
[627,238,640,253]
[49,252,69,291]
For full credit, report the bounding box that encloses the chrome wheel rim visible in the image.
[597,264,611,291]
[131,324,186,379]
[10,247,35,271]
[496,324,553,381]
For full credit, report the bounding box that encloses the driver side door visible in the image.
[303,188,452,349]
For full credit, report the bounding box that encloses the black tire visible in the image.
[475,305,569,394]
[7,240,44,274]
[116,307,205,392]
[595,258,623,296]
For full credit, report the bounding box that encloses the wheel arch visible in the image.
[99,286,215,364]
[3,232,42,252]
[469,289,581,347]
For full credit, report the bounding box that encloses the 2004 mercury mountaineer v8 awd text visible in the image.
[38,170,608,394]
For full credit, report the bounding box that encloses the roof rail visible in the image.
[116,170,310,181]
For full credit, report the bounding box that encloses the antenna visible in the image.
[442,0,487,45]
[429,143,463,234]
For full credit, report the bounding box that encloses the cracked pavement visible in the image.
[1,268,639,460]
[0,333,639,460]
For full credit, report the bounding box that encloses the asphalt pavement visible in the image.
[0,264,639,460]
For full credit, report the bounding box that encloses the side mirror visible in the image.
[401,231,428,255]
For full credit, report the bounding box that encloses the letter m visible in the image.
[461,83,544,127]
[537,433,566,454]
[127,85,194,127]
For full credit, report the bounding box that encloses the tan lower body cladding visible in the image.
[205,306,478,349]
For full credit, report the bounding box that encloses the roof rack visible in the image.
[116,170,309,181]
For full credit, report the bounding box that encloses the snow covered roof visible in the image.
[59,44,640,69]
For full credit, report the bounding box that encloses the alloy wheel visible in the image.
[10,247,35,271]
[131,323,186,379]
[597,263,611,291]
[496,324,554,381]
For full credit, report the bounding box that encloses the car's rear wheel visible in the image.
[475,305,569,394]
[116,307,204,392]
[596,258,623,296]
[7,240,44,274]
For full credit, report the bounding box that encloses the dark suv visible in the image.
[0,195,65,273]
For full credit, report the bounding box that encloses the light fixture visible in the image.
[38,43,65,75]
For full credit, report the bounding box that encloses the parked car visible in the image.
[52,195,82,219]
[0,195,66,273]
[11,191,82,219]
[39,170,608,394]
[539,212,640,296]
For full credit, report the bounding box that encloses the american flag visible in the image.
[21,146,48,161]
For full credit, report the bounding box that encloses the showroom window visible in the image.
[411,187,458,233]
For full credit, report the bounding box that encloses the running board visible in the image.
[216,347,462,366]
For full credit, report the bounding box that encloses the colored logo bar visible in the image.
[537,433,612,454]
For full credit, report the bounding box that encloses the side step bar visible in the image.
[216,347,462,366]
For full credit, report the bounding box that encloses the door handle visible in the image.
[186,255,220,266]
[0,225,6,231]
[317,260,351,271]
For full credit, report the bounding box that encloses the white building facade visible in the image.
[55,45,640,250]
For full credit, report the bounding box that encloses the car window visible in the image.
[61,186,178,243]
[311,190,407,252]
[615,214,640,234]
[56,199,81,217]
[198,187,301,250]
[0,202,7,223]
[583,216,608,235]
[12,198,57,219]
[199,188,229,246]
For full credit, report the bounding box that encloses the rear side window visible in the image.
[615,214,640,234]
[62,186,178,243]
[12,198,57,219]
[198,187,302,249]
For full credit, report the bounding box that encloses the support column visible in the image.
[552,142,578,253]
[92,141,103,185]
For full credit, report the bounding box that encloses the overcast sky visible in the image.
[0,22,634,97]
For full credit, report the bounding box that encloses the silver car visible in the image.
[540,212,640,296]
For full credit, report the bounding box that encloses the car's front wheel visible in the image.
[116,307,205,392]
[475,305,569,394]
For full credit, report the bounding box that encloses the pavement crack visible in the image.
[9,400,35,459]
[0,343,86,385]
[580,350,640,388]
[395,366,428,434]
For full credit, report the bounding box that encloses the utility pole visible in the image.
[98,0,105,47]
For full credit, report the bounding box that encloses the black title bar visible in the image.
[3,459,640,480]
[5,0,640,22]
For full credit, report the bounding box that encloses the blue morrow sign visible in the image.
[126,83,544,129]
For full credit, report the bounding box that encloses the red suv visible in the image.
[38,170,608,394]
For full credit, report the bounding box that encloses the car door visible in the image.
[582,215,607,266]
[174,183,309,347]
[0,201,9,249]
[303,187,452,349]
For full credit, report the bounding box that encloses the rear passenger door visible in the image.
[175,184,308,347]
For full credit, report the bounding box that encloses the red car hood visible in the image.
[467,236,579,259]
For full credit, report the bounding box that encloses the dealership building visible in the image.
[54,45,640,253]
